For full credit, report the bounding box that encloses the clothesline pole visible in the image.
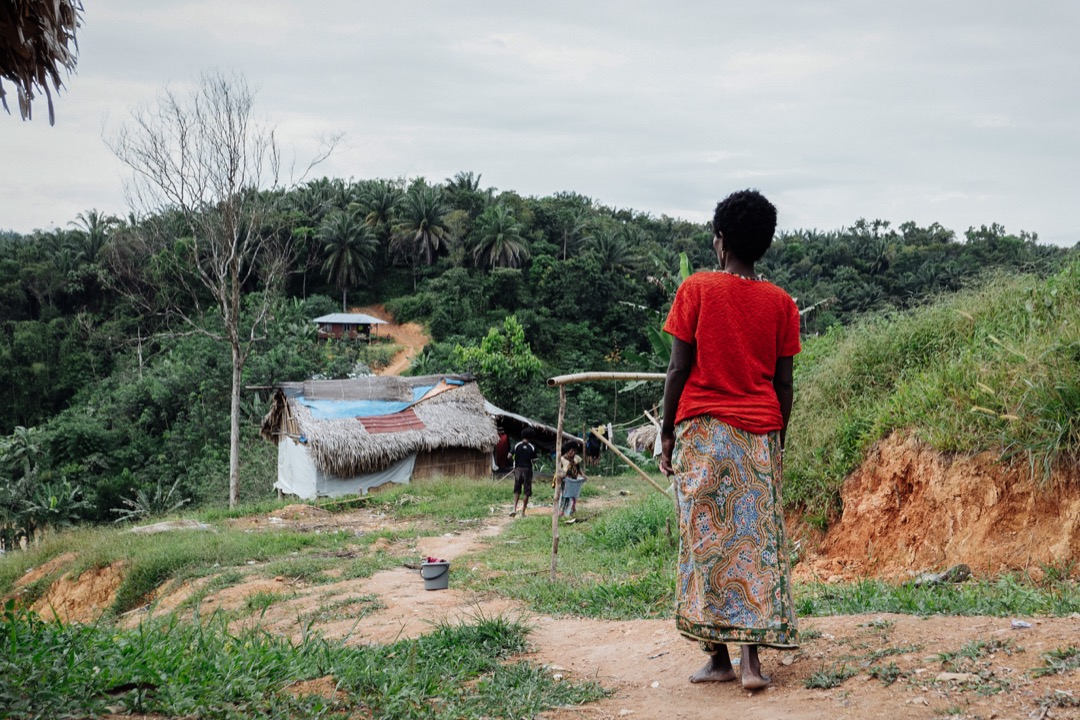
[549,384,566,581]
[546,371,666,387]
[610,385,618,475]
[589,429,671,499]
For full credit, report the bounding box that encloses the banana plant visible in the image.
[646,252,692,368]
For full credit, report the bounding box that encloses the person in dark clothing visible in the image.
[585,425,603,467]
[510,429,538,517]
[494,428,512,473]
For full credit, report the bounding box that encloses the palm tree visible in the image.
[319,211,378,311]
[585,227,641,274]
[559,209,589,261]
[446,170,482,195]
[470,204,530,269]
[356,179,404,249]
[68,209,119,262]
[289,178,337,225]
[392,186,453,287]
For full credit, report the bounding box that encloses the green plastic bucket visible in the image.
[420,561,450,591]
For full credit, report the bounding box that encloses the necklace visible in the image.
[716,269,765,282]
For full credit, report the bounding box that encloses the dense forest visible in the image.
[0,170,1074,546]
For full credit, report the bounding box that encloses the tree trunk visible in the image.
[229,340,242,509]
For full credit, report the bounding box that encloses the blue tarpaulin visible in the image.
[300,385,435,420]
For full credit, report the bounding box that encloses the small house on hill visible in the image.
[313,313,387,341]
[261,375,498,498]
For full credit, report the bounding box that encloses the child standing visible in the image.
[558,446,586,518]
[510,429,538,517]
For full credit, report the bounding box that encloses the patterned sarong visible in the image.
[672,415,798,648]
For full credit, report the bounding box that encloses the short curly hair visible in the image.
[712,189,777,264]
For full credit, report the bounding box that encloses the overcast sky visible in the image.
[3,1,1078,246]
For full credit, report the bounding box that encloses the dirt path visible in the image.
[353,304,429,376]
[106,503,1078,720]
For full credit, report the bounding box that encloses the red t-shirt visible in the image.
[663,272,801,434]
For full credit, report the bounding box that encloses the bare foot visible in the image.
[689,645,736,683]
[740,644,771,690]
[690,663,737,683]
[741,672,771,690]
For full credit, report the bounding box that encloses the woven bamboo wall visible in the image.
[413,448,490,480]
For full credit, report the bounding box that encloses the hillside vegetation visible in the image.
[787,258,1080,524]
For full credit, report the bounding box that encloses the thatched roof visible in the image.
[484,401,582,451]
[261,376,499,478]
[1,0,82,124]
[627,424,659,454]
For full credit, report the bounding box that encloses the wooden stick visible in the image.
[589,429,671,498]
[550,385,566,581]
[643,408,661,430]
[547,371,665,387]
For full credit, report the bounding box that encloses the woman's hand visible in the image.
[661,338,692,478]
[659,430,676,476]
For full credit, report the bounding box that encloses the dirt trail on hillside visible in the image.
[353,304,429,376]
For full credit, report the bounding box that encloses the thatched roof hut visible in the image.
[261,375,501,497]
[0,0,82,124]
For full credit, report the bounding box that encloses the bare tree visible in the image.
[108,70,332,507]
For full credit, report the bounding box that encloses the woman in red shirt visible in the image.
[659,189,800,690]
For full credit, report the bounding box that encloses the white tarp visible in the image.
[275,437,416,499]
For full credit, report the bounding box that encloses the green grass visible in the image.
[795,575,1080,618]
[804,663,856,689]
[366,475,547,527]
[0,519,359,617]
[1039,689,1080,710]
[463,490,677,619]
[167,569,249,614]
[194,497,297,522]
[867,661,906,686]
[0,600,606,719]
[936,638,1020,668]
[864,644,922,663]
[244,589,294,614]
[261,556,340,585]
[453,486,1080,622]
[1031,645,1080,677]
[787,260,1080,522]
[929,638,1020,696]
[299,594,385,626]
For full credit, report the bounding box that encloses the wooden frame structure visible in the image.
[545,372,668,580]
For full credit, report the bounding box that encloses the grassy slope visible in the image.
[785,257,1080,525]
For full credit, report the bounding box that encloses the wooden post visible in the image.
[590,429,672,499]
[549,385,566,581]
[609,388,617,476]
